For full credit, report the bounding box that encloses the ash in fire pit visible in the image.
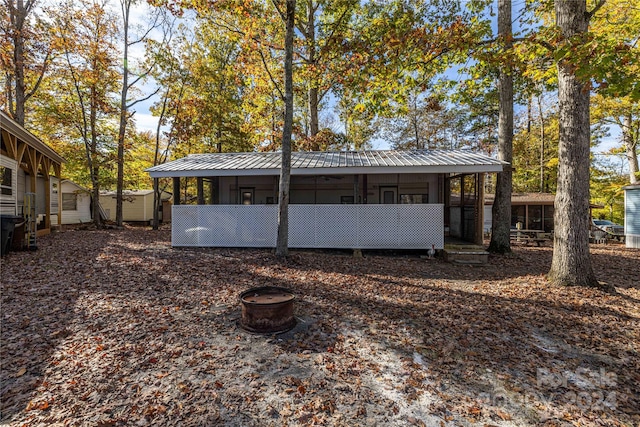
[240,286,296,334]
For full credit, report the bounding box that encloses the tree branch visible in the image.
[587,0,607,19]
[127,86,162,109]
[258,47,284,100]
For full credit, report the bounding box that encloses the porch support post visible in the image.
[475,173,485,245]
[197,177,204,205]
[353,175,359,203]
[211,177,219,204]
[173,177,180,205]
[44,173,51,230]
[56,165,62,228]
[362,174,368,204]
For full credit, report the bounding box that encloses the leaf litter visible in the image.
[1,226,638,426]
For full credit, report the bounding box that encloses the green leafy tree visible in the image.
[46,0,121,226]
[1,0,53,124]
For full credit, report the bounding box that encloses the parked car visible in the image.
[591,219,624,238]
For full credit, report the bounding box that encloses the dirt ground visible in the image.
[1,226,638,426]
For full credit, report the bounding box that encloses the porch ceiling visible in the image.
[147,150,508,178]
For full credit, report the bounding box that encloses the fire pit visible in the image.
[240,286,296,334]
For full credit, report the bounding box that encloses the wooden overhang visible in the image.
[1,111,65,232]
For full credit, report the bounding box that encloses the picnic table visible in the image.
[510,229,552,246]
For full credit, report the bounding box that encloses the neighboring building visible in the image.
[623,184,640,249]
[99,190,171,223]
[484,193,555,233]
[51,179,92,225]
[484,192,609,236]
[147,150,507,249]
[1,111,64,238]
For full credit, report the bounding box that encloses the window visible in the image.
[0,166,12,195]
[400,194,428,204]
[62,193,78,211]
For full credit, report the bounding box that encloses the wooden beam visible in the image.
[44,173,51,230]
[16,141,27,166]
[37,153,47,176]
[57,166,62,228]
[1,129,17,159]
[197,177,204,205]
[172,177,180,205]
[475,173,485,245]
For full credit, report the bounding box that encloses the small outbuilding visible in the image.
[99,189,171,224]
[51,179,92,225]
[623,184,640,248]
[147,150,508,250]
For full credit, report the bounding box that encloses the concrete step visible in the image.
[443,246,489,264]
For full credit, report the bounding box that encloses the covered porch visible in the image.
[147,150,507,250]
[1,111,64,242]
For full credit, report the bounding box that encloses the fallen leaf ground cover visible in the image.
[1,226,638,426]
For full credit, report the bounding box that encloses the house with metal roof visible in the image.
[146,150,507,250]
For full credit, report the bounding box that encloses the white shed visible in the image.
[50,179,92,225]
[99,190,171,223]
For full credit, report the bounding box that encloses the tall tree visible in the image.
[488,0,514,254]
[295,0,358,146]
[592,95,639,184]
[49,0,120,227]
[547,0,599,288]
[275,0,295,257]
[115,0,166,226]
[1,0,52,124]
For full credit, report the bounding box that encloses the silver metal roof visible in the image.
[146,150,508,178]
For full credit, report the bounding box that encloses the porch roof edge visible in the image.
[147,150,508,178]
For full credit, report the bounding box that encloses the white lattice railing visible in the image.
[172,204,444,249]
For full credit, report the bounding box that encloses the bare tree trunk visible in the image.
[305,0,319,142]
[7,0,46,125]
[538,95,546,192]
[622,114,638,184]
[488,0,513,254]
[115,0,132,227]
[548,0,600,288]
[275,0,296,258]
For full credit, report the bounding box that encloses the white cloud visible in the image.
[134,113,160,133]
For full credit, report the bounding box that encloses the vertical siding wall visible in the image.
[625,187,640,248]
[172,204,445,250]
[0,155,18,215]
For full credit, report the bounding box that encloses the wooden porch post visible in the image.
[44,174,51,230]
[210,177,219,204]
[56,165,62,228]
[362,175,368,204]
[475,173,485,245]
[197,177,204,205]
[173,177,180,205]
[353,175,359,203]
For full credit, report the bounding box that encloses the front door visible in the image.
[240,188,254,205]
[380,186,397,204]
